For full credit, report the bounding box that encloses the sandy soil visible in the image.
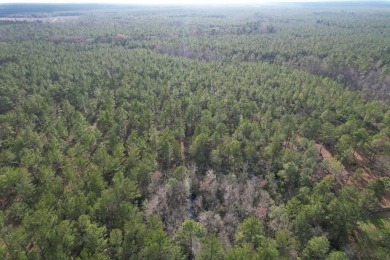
[315,143,332,159]
[315,142,390,208]
[181,141,186,162]
[379,192,390,208]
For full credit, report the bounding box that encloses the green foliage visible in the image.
[77,214,108,258]
[196,235,225,260]
[303,236,330,260]
[0,4,389,259]
[109,229,123,259]
[157,129,182,170]
[190,133,210,169]
[235,217,265,249]
[275,229,300,259]
[367,177,390,198]
[174,219,206,258]
[326,251,348,260]
[356,218,390,259]
[225,244,256,260]
[257,238,279,260]
[142,228,184,260]
[93,171,140,229]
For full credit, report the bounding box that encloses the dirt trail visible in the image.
[316,143,350,184]
[181,141,186,162]
[379,192,390,208]
[354,151,365,162]
[315,142,370,182]
[352,151,375,185]
[314,143,390,208]
[354,151,390,207]
[315,143,332,159]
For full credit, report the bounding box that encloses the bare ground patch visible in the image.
[315,143,390,208]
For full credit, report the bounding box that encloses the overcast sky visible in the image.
[0,0,373,5]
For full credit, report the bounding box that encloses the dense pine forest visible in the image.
[1,3,390,259]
